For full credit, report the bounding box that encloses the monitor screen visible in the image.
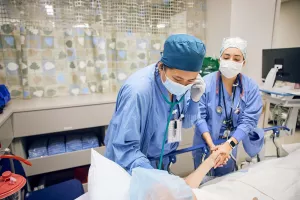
[262,47,300,84]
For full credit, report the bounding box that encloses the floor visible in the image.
[236,128,300,166]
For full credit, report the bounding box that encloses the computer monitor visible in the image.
[262,47,300,84]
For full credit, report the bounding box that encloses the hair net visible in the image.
[130,168,193,200]
[160,34,206,72]
[220,37,247,59]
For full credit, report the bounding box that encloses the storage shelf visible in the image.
[24,146,105,177]
[0,118,13,150]
[13,103,115,137]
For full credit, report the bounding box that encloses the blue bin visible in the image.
[0,85,10,114]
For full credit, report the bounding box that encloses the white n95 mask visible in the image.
[163,74,193,96]
[219,59,244,78]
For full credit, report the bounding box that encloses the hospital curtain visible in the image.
[0,0,206,99]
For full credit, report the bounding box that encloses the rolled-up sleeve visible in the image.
[182,99,199,128]
[105,86,153,174]
[233,85,262,143]
[194,92,209,135]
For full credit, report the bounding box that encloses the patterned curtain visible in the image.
[0,0,206,99]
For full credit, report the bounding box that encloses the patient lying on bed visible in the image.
[82,145,300,200]
[130,149,300,200]
[132,147,300,200]
[129,149,224,200]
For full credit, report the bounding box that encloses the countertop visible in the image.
[0,93,118,126]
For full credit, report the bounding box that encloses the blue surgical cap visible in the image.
[160,34,206,72]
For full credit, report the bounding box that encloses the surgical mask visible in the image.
[162,71,193,96]
[219,59,244,78]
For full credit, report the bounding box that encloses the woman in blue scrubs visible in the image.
[105,34,206,174]
[193,37,264,176]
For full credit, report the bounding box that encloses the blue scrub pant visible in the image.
[193,147,238,177]
[150,157,171,171]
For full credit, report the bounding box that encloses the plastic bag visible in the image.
[48,135,66,155]
[82,133,99,149]
[200,57,219,77]
[28,138,48,158]
[130,168,193,200]
[66,134,82,152]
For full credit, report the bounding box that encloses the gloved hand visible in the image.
[191,74,206,102]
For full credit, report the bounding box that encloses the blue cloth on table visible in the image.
[66,134,82,152]
[28,138,48,158]
[48,136,66,156]
[82,133,99,149]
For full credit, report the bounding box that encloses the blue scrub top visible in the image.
[218,78,243,138]
[193,72,264,175]
[105,64,199,174]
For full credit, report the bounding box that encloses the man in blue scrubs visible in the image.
[105,34,206,174]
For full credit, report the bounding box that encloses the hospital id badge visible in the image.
[168,119,182,143]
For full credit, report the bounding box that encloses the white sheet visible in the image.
[282,143,300,154]
[76,144,300,200]
[75,193,88,200]
[193,148,300,200]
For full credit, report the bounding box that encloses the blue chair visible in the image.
[25,179,84,200]
[0,158,84,200]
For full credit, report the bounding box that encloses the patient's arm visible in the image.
[184,151,219,188]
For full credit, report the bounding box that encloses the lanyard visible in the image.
[220,77,238,130]
[154,69,185,170]
[158,90,184,170]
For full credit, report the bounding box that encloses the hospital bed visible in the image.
[2,126,286,200]
[148,126,290,172]
[192,146,300,200]
[77,128,299,200]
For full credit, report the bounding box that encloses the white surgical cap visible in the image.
[220,37,247,59]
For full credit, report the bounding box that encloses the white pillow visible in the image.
[88,149,131,200]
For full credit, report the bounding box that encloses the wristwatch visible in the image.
[226,139,237,149]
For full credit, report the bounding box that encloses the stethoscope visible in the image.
[216,73,243,116]
[154,65,186,170]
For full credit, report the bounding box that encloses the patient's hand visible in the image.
[206,150,222,168]
[210,145,231,168]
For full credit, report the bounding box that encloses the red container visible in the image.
[0,171,26,199]
[0,150,32,200]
